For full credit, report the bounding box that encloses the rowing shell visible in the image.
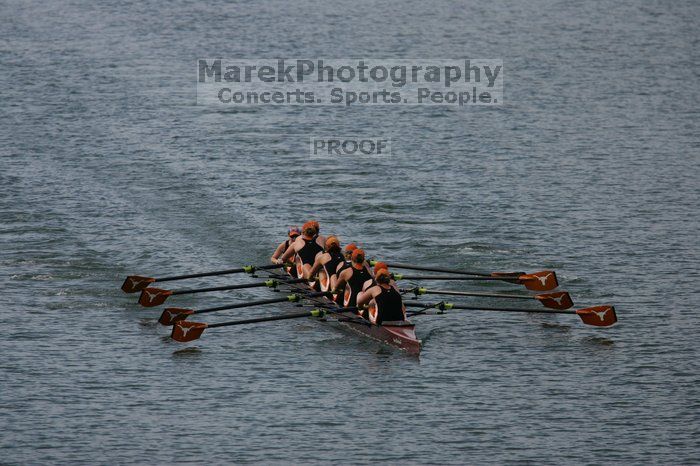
[276,270,422,355]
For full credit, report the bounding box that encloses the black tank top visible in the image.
[323,252,344,278]
[346,266,371,307]
[337,260,351,275]
[297,236,323,266]
[375,285,404,323]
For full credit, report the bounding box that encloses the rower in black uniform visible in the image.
[361,261,398,291]
[357,268,406,324]
[277,221,325,287]
[333,248,372,310]
[271,226,301,277]
[307,235,345,292]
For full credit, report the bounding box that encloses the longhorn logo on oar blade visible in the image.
[576,306,617,327]
[158,308,194,325]
[519,271,558,291]
[171,321,207,342]
[138,287,173,307]
[121,275,155,293]
[535,291,574,310]
[535,274,551,286]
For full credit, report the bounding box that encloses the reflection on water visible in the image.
[172,347,203,357]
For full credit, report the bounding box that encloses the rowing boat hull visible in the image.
[279,271,422,355]
[328,317,422,355]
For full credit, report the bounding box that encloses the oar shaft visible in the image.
[172,278,305,296]
[156,264,282,282]
[404,302,572,315]
[396,275,517,282]
[305,304,370,325]
[451,305,572,315]
[260,283,366,322]
[194,296,294,314]
[417,289,533,300]
[195,290,329,315]
[383,262,490,277]
[325,305,359,313]
[207,310,320,328]
[173,282,265,296]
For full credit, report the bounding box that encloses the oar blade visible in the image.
[159,308,195,326]
[535,291,574,310]
[576,305,617,327]
[138,287,173,307]
[171,321,208,342]
[519,271,558,291]
[122,275,156,293]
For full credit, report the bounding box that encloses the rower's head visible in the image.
[344,243,357,260]
[325,235,341,253]
[373,261,388,275]
[351,248,365,269]
[287,226,301,238]
[302,220,319,239]
[375,268,392,285]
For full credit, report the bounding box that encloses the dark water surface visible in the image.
[1,0,699,463]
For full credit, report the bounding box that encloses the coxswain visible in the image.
[271,226,301,276]
[333,248,372,309]
[357,268,406,325]
[307,235,345,292]
[277,221,325,282]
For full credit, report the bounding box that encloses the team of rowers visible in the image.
[271,221,406,325]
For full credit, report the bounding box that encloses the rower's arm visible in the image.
[270,242,285,263]
[357,287,376,307]
[333,269,349,292]
[307,255,324,279]
[278,240,298,263]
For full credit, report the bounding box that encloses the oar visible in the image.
[298,301,367,323]
[171,309,329,342]
[403,287,574,310]
[371,260,523,278]
[121,264,284,293]
[404,302,617,327]
[392,271,558,291]
[137,278,306,307]
[158,291,329,325]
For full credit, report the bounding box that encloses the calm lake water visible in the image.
[1,0,698,463]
